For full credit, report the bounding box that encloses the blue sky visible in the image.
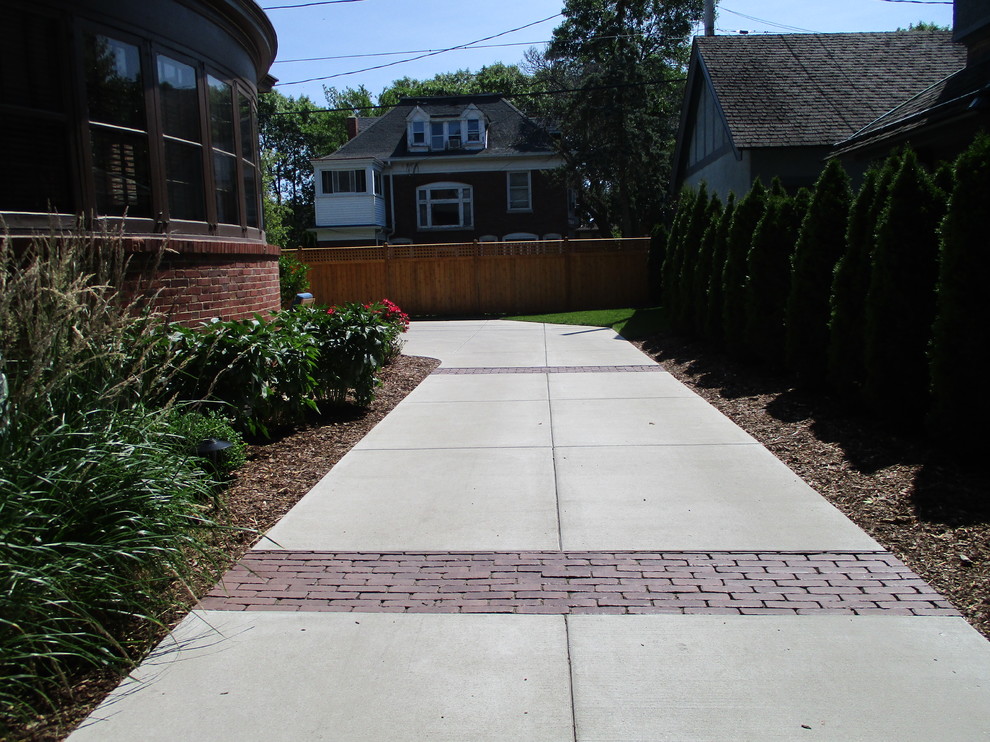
[263,0,955,104]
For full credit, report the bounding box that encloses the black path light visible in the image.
[195,437,233,470]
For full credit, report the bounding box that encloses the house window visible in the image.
[507,171,532,211]
[158,54,204,221]
[466,119,481,143]
[84,34,153,218]
[322,169,368,194]
[373,170,383,196]
[417,183,473,229]
[411,121,426,146]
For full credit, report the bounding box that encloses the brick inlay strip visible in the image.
[198,551,957,616]
[432,365,663,375]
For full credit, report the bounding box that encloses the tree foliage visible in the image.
[863,149,946,421]
[744,182,806,367]
[703,192,735,341]
[785,158,852,384]
[929,133,990,448]
[377,63,533,106]
[532,0,703,236]
[722,178,767,353]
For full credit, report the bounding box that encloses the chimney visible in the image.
[704,0,715,36]
[346,117,359,140]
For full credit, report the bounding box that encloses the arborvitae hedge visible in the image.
[863,149,946,422]
[744,182,806,367]
[671,183,710,333]
[704,192,735,341]
[661,188,696,311]
[929,133,990,450]
[722,178,767,353]
[785,159,852,385]
[690,193,724,336]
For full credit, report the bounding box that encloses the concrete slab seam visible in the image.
[198,550,957,616]
[432,366,664,375]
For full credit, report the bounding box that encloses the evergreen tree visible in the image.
[929,133,990,450]
[661,188,696,311]
[722,179,767,354]
[672,183,710,333]
[690,193,724,336]
[827,155,900,399]
[704,192,735,341]
[863,149,946,422]
[744,182,804,367]
[785,159,852,385]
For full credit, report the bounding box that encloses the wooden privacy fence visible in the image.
[292,237,652,316]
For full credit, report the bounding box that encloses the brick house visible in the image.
[0,0,280,324]
[311,94,574,246]
[671,31,966,198]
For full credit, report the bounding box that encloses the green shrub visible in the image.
[722,178,767,353]
[929,133,990,449]
[863,149,946,422]
[689,192,723,337]
[156,299,408,435]
[702,192,735,342]
[671,183,711,334]
[0,406,220,722]
[785,159,852,385]
[278,252,311,309]
[661,188,696,312]
[743,183,806,367]
[826,158,898,399]
[164,407,248,478]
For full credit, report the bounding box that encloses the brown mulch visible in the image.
[634,331,989,641]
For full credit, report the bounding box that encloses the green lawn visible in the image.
[504,307,666,340]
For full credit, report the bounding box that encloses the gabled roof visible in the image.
[694,31,966,149]
[832,59,990,156]
[314,94,555,162]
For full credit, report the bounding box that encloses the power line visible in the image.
[273,40,549,65]
[262,0,366,9]
[276,13,561,86]
[877,0,951,4]
[717,7,815,33]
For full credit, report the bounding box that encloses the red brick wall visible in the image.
[123,238,281,324]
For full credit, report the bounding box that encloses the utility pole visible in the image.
[704,0,715,36]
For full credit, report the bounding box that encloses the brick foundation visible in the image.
[124,237,281,325]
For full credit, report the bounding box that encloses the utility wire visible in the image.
[277,13,561,86]
[262,0,366,9]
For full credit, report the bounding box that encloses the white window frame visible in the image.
[321,168,367,195]
[507,171,532,212]
[417,182,473,230]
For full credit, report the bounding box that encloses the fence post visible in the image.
[563,236,574,311]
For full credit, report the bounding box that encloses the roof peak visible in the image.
[397,93,505,106]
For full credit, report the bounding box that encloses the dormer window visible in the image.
[407,106,486,151]
[411,121,426,146]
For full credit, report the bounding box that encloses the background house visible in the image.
[833,0,990,167]
[0,0,280,324]
[671,31,966,198]
[311,94,572,247]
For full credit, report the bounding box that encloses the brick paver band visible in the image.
[432,365,664,374]
[198,550,957,616]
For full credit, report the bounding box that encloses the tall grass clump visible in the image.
[0,225,221,724]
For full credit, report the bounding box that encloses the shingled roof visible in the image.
[695,31,966,149]
[314,94,555,161]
